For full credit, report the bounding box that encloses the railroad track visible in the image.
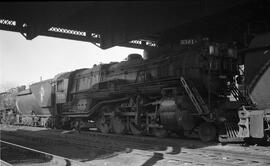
[2,124,270,152]
[0,140,90,166]
[78,132,270,166]
[1,127,270,166]
[63,130,270,156]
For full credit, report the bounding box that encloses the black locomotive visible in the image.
[1,40,269,143]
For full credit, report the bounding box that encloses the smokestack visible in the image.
[40,76,42,81]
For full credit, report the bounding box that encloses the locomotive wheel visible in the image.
[198,122,217,142]
[174,130,184,138]
[96,115,110,134]
[112,116,126,134]
[153,128,168,138]
[70,120,76,129]
[130,121,142,135]
[44,118,51,128]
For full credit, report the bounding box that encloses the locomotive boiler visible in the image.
[0,88,19,124]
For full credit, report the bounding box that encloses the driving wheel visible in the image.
[112,116,126,134]
[198,122,217,142]
[130,120,142,135]
[153,128,168,138]
[96,114,110,134]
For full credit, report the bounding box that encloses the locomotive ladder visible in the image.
[180,77,210,115]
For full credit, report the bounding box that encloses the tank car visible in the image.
[0,80,55,127]
[15,79,54,127]
[0,86,25,125]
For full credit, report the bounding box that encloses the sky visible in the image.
[0,30,143,92]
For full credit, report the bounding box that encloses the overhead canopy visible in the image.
[0,1,269,49]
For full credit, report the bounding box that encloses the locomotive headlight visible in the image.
[209,45,219,55]
[209,45,215,55]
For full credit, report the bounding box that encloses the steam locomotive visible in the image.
[1,39,269,143]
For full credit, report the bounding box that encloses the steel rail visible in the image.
[0,140,92,166]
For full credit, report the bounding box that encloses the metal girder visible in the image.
[0,0,266,49]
